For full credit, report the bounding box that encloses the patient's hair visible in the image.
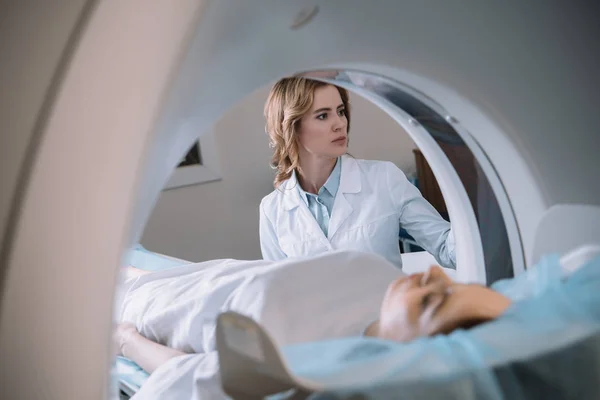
[264,77,351,188]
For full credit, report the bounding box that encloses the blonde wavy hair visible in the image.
[264,77,351,188]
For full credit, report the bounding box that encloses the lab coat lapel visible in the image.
[282,171,330,243]
[328,156,361,240]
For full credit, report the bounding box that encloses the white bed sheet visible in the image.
[118,251,405,353]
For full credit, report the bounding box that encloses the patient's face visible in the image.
[375,266,511,342]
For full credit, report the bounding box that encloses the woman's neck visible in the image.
[297,154,337,194]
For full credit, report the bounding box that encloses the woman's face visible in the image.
[297,85,348,159]
[376,266,511,342]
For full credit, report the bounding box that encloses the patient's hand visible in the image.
[114,322,139,357]
[375,265,511,342]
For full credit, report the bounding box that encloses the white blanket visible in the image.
[118,250,405,399]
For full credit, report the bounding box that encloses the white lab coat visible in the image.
[259,155,456,269]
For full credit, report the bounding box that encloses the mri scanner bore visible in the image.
[259,77,456,270]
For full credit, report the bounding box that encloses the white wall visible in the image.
[141,86,417,262]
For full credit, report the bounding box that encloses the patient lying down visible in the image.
[114,251,511,375]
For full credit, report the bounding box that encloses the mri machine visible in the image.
[1,0,599,398]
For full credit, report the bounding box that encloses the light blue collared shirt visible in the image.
[297,157,342,237]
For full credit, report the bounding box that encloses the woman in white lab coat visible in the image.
[259,77,456,270]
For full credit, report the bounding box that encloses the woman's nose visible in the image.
[332,114,346,131]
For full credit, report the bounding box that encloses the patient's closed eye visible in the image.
[422,293,432,310]
[419,281,448,314]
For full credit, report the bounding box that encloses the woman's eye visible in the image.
[317,113,327,120]
[338,108,346,116]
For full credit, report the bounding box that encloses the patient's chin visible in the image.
[434,311,503,338]
[425,305,497,338]
[449,316,493,333]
